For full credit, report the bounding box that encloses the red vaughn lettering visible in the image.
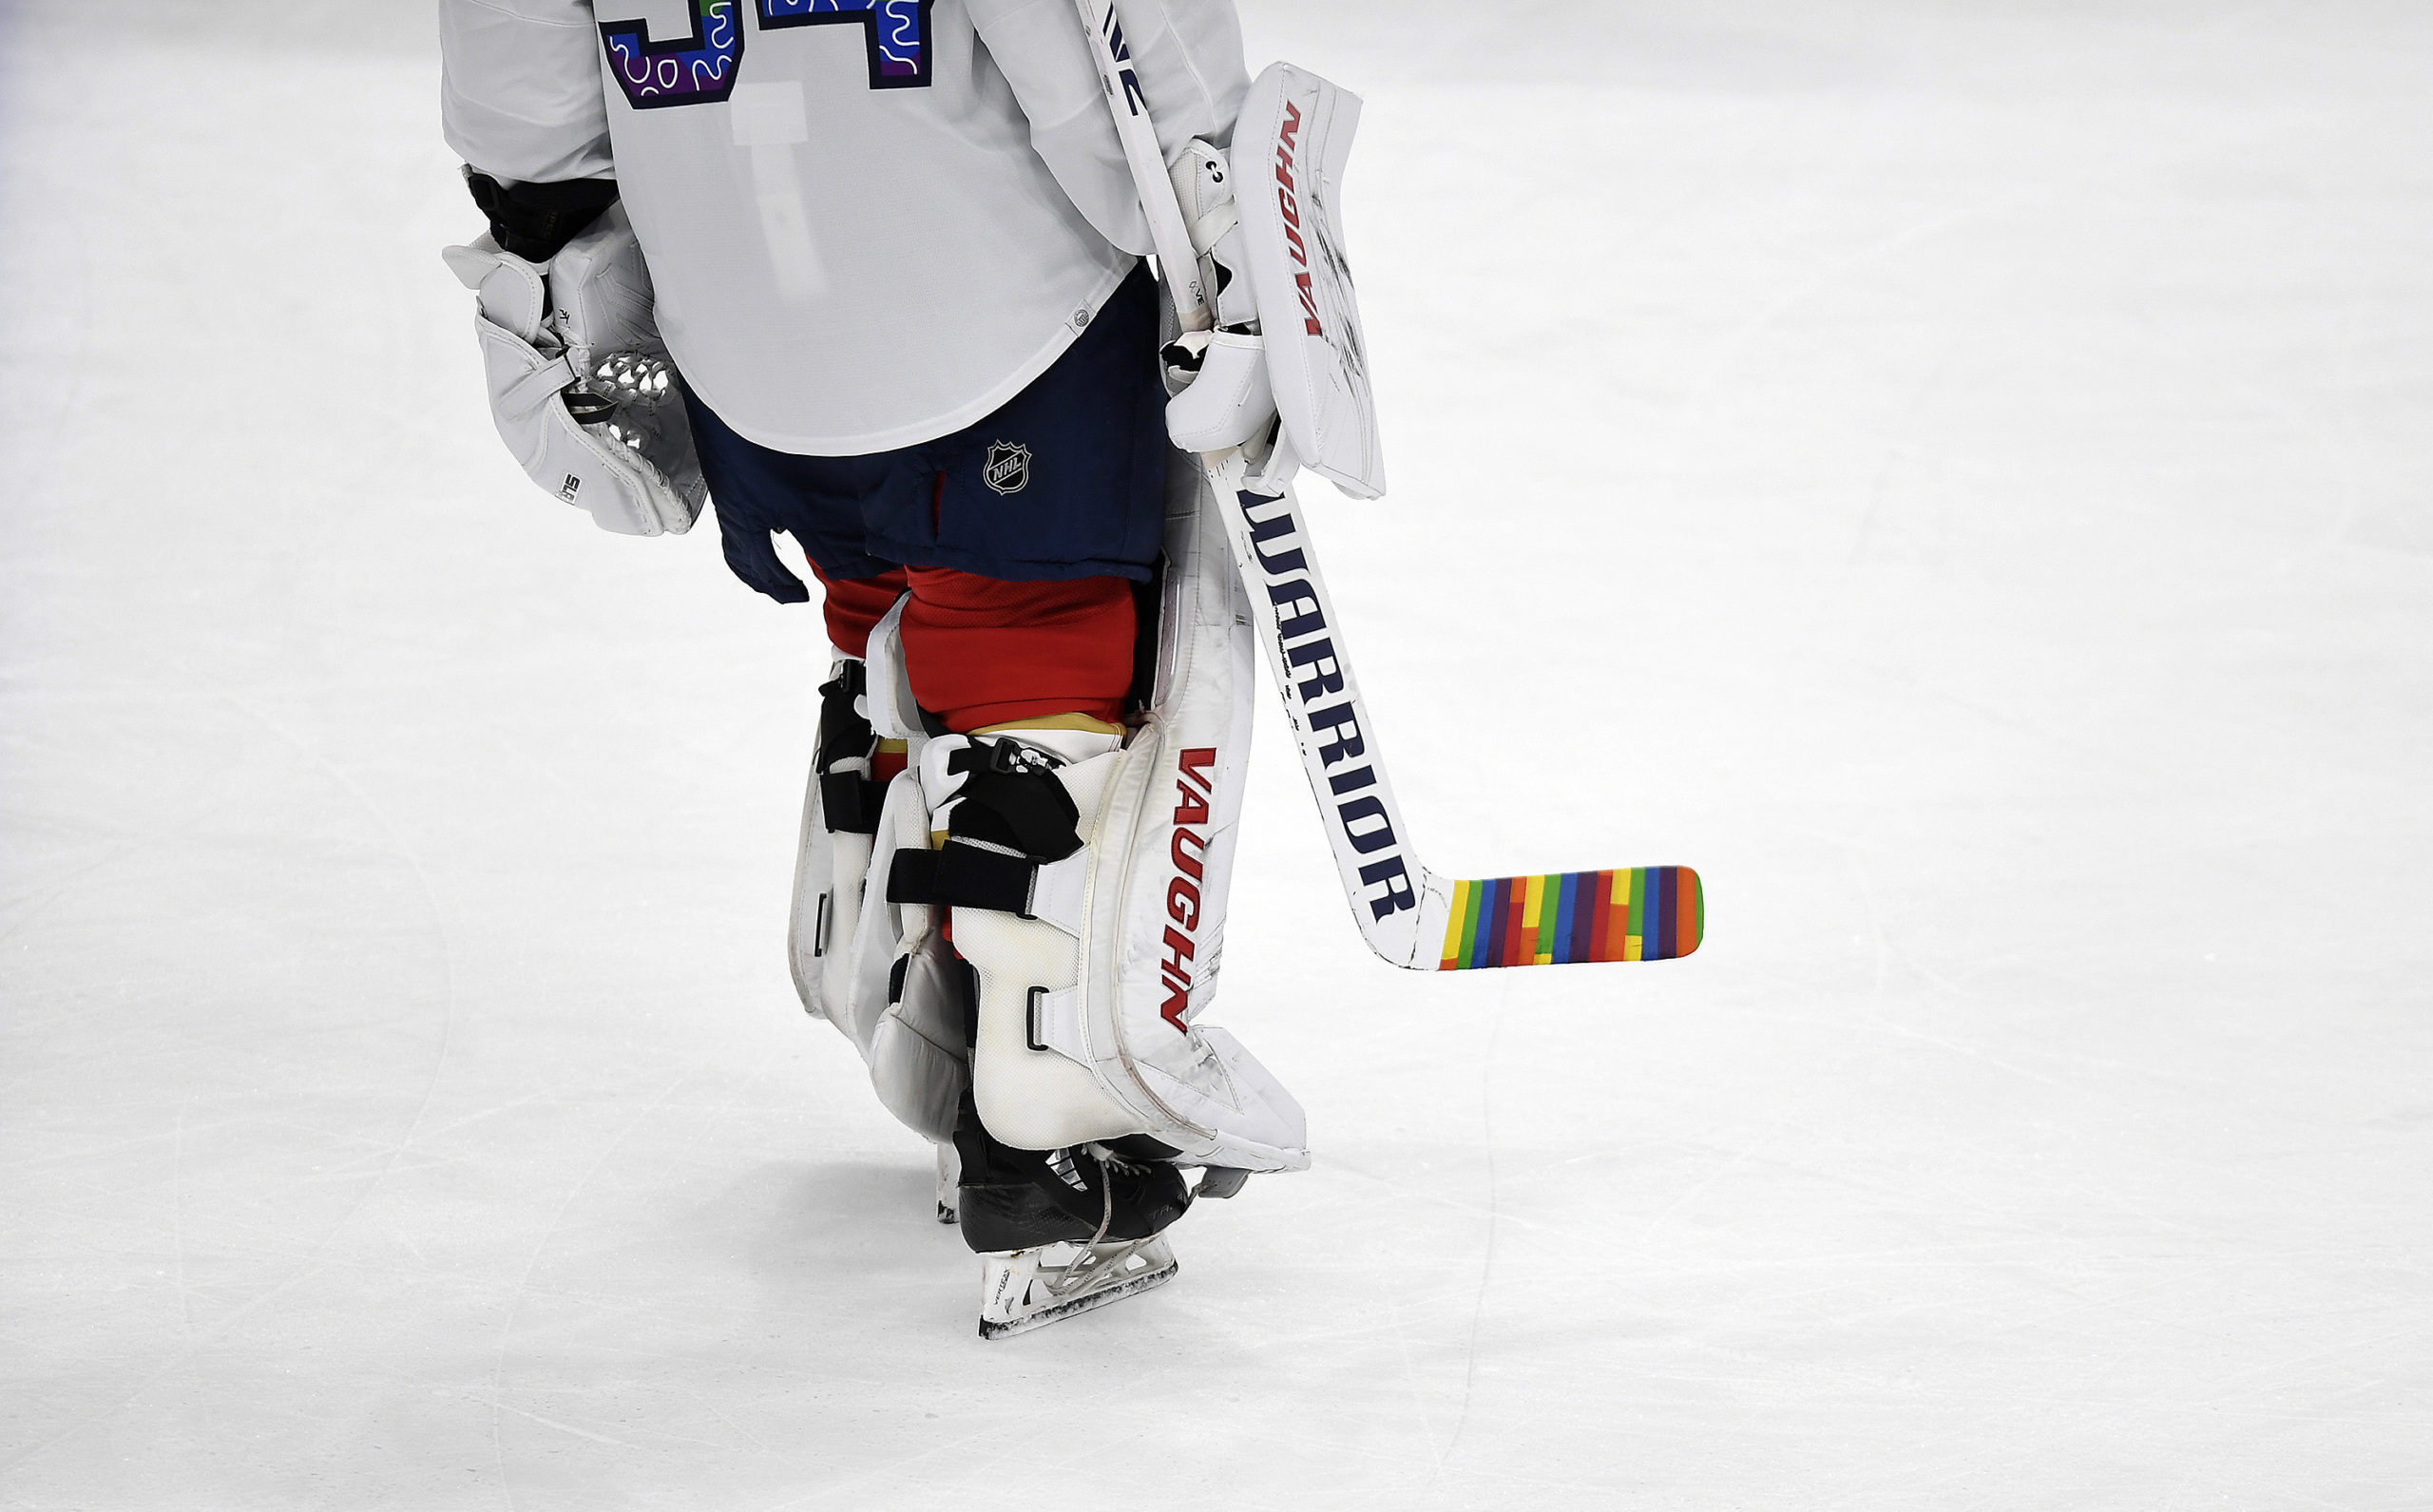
[1160,747,1218,1031]
[1273,102,1323,336]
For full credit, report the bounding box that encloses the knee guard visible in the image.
[889,457,1310,1174]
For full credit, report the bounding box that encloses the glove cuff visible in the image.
[464,170,621,262]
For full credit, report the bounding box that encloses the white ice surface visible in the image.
[4,3,2430,1507]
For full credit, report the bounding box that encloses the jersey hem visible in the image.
[676,258,1139,459]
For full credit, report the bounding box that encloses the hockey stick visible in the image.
[1073,2,1701,971]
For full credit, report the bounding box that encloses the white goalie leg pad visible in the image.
[1075,455,1308,1172]
[786,773,835,1020]
[784,604,917,1025]
[787,610,968,1145]
[788,650,873,1024]
[818,596,922,1042]
[865,915,969,1145]
[843,767,968,1145]
[925,729,1156,1153]
[902,455,1309,1173]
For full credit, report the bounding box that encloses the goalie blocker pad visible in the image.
[1231,63,1386,500]
[888,451,1310,1174]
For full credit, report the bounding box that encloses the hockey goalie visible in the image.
[437,0,1328,1337]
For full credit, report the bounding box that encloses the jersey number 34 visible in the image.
[600,0,933,105]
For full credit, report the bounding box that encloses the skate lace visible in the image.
[1086,1156,1115,1249]
[1040,1155,1128,1302]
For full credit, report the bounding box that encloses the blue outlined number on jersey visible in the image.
[600,1,744,108]
[761,1,933,90]
[598,1,932,109]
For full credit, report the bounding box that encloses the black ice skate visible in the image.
[954,1121,1194,1338]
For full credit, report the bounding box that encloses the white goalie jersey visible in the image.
[438,0,1249,455]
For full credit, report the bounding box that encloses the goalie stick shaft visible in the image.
[1073,0,1702,970]
[1074,0,1211,334]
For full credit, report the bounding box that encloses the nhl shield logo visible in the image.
[983,441,1031,496]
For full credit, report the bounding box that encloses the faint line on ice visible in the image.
[1430,977,1509,1487]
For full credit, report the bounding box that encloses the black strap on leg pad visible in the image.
[885,844,1036,915]
[815,662,887,835]
[816,661,871,757]
[819,771,888,833]
[881,737,1093,916]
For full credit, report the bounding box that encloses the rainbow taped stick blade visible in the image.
[1437,868,1703,971]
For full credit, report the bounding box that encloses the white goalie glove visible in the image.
[442,203,705,537]
[1158,67,1386,500]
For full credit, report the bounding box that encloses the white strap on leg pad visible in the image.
[861,594,923,742]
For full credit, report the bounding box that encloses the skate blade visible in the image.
[977,1257,1178,1340]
